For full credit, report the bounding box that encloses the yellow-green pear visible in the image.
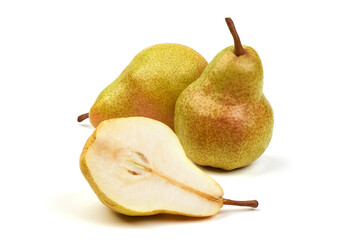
[80,117,258,217]
[78,44,207,129]
[174,18,274,170]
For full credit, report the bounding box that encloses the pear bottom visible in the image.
[175,97,274,170]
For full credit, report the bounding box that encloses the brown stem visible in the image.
[77,113,89,122]
[225,17,245,56]
[223,198,258,208]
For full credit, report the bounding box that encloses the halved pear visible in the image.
[80,117,258,217]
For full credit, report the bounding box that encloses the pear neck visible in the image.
[205,49,264,101]
[208,78,263,102]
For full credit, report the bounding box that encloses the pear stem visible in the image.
[77,113,89,122]
[225,17,245,56]
[223,198,258,208]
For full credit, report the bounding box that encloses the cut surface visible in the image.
[81,117,224,216]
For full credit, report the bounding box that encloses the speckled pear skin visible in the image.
[174,46,274,170]
[89,44,207,129]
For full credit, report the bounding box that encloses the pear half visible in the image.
[80,117,258,217]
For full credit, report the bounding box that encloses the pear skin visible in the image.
[79,44,207,129]
[174,18,274,170]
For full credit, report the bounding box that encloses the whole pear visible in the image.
[174,18,274,170]
[78,43,207,129]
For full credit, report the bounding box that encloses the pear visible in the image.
[78,43,207,130]
[174,18,274,170]
[80,117,258,217]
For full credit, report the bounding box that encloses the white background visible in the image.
[1,0,359,239]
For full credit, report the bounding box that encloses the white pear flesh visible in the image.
[80,117,225,217]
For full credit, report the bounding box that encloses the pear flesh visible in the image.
[83,43,207,129]
[80,117,226,217]
[80,117,258,217]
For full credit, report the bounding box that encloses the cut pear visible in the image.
[80,117,258,217]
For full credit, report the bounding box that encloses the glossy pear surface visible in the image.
[80,117,225,217]
[89,44,207,129]
[174,46,274,170]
